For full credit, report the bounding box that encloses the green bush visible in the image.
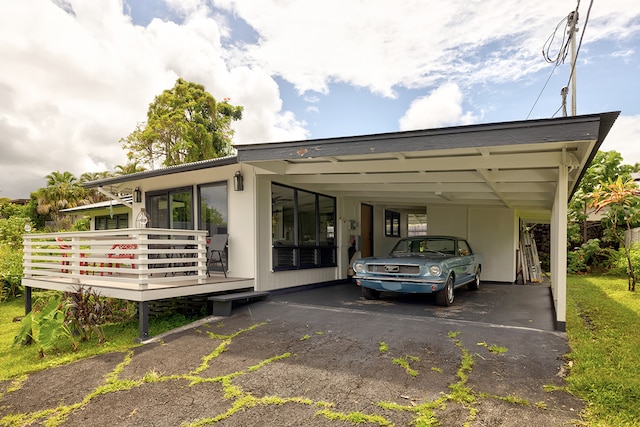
[567,239,616,274]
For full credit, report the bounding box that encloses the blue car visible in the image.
[352,236,482,306]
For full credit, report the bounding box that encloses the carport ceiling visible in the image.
[238,112,619,222]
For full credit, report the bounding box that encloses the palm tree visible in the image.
[114,162,146,175]
[35,171,88,226]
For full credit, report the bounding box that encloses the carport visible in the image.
[238,111,620,331]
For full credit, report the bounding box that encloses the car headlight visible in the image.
[354,262,365,273]
[429,265,441,276]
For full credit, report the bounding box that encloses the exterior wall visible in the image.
[427,205,516,282]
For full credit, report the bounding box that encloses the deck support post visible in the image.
[138,301,149,342]
[24,286,32,314]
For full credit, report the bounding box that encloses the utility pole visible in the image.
[568,10,579,116]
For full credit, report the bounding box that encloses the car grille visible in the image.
[367,264,420,275]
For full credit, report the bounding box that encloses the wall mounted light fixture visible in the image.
[234,171,244,191]
[133,187,142,203]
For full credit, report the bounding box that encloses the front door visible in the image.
[360,204,373,258]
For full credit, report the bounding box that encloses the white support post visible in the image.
[551,165,569,331]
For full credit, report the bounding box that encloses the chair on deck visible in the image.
[56,237,89,274]
[207,234,228,278]
[107,243,138,274]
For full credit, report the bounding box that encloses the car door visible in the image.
[457,239,475,282]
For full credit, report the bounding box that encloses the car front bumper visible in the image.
[354,277,446,294]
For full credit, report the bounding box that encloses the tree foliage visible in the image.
[568,151,639,245]
[121,78,243,168]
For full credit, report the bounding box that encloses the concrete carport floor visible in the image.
[271,280,557,331]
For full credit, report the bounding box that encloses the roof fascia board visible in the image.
[82,156,238,189]
[237,112,617,162]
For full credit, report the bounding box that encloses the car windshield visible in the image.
[390,238,456,255]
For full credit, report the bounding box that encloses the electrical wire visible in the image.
[564,0,594,106]
[527,0,594,119]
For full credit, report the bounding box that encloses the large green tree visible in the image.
[121,78,243,168]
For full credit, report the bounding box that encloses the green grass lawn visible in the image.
[566,275,640,426]
[0,295,199,381]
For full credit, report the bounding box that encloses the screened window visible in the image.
[272,183,336,270]
[95,213,129,230]
[147,187,193,229]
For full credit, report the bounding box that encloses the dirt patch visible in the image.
[0,300,584,426]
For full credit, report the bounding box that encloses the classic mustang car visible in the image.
[352,236,482,306]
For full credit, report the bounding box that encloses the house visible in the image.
[22,111,620,338]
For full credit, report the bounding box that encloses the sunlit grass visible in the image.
[566,275,640,426]
[0,295,199,381]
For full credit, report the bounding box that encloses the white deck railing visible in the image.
[23,228,210,287]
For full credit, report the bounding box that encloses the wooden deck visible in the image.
[22,228,256,340]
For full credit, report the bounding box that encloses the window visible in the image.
[408,213,427,236]
[385,210,400,237]
[271,183,336,270]
[95,213,129,230]
[147,187,193,229]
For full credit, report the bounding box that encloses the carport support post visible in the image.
[138,301,149,342]
[550,164,568,331]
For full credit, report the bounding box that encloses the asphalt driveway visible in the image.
[0,281,584,426]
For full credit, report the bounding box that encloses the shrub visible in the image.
[0,244,23,300]
[567,239,615,274]
[607,242,640,278]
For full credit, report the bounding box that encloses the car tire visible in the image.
[467,269,481,291]
[362,287,380,300]
[436,275,455,306]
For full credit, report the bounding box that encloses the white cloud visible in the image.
[221,0,640,97]
[600,114,640,164]
[399,83,479,131]
[0,0,300,198]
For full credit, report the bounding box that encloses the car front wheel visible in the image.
[362,287,380,300]
[436,275,455,306]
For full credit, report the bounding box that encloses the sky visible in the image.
[1,0,639,199]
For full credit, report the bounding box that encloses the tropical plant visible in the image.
[121,78,243,168]
[13,294,77,357]
[589,177,640,291]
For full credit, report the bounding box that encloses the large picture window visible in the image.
[272,183,336,270]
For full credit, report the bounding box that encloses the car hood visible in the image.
[359,253,453,263]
